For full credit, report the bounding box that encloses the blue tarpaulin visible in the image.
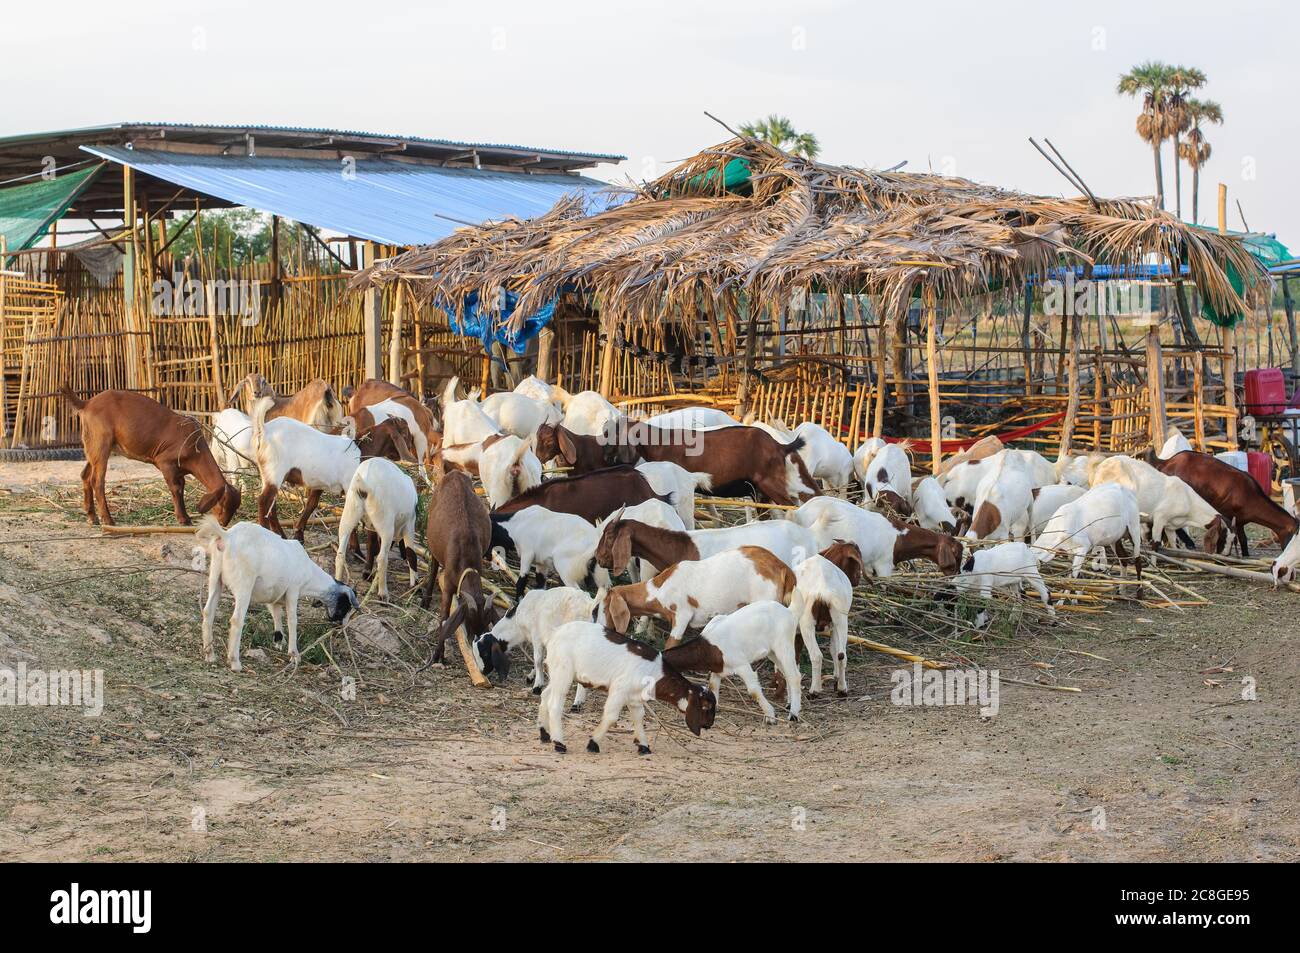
[443,291,556,354]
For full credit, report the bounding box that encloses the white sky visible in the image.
[3,0,1295,243]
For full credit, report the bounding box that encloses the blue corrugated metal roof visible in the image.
[82,145,615,246]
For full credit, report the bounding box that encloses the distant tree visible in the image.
[739,114,821,159]
[1164,65,1208,219]
[1178,98,1223,225]
[162,208,328,272]
[1117,61,1178,209]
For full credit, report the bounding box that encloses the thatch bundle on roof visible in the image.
[354,137,1262,335]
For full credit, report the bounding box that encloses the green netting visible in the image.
[0,165,100,252]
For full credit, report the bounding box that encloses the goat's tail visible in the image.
[689,470,714,492]
[441,375,460,410]
[781,435,806,456]
[59,385,87,411]
[786,585,806,622]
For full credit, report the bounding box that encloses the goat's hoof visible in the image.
[808,690,821,698]
[538,727,550,743]
[837,689,849,698]
[788,712,800,722]
[637,744,652,756]
[531,685,543,695]
[272,630,284,645]
[586,739,600,753]
[569,704,583,713]
[764,715,777,726]
[553,741,567,754]
[203,652,216,664]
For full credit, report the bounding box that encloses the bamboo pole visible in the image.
[1059,312,1081,454]
[387,284,405,385]
[1146,319,1168,443]
[362,243,383,380]
[924,287,942,473]
[873,308,890,438]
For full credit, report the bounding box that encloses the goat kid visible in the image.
[538,621,717,754]
[952,541,1054,628]
[196,516,356,671]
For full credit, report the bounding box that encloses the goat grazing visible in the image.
[966,461,1034,541]
[910,475,959,534]
[601,545,797,648]
[861,443,913,512]
[538,621,717,754]
[791,496,900,577]
[1033,482,1143,578]
[333,458,419,599]
[1091,454,1224,549]
[664,593,806,723]
[419,470,501,664]
[1148,449,1298,557]
[489,505,614,598]
[64,388,240,527]
[195,516,356,671]
[473,585,604,688]
[952,541,1054,628]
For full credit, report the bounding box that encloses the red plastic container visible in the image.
[1246,451,1273,492]
[1245,368,1288,416]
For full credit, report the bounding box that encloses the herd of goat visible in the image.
[58,371,1300,755]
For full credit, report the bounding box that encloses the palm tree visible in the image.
[1164,65,1208,219]
[739,115,821,160]
[1178,98,1223,225]
[1117,61,1177,209]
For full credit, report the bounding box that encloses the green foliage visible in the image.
[163,208,326,271]
[739,114,820,160]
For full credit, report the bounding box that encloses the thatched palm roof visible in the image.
[355,137,1261,331]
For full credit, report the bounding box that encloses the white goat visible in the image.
[1033,482,1143,578]
[1028,483,1087,535]
[910,475,959,533]
[635,459,710,530]
[792,496,900,577]
[333,458,419,599]
[514,375,565,412]
[473,585,603,692]
[480,390,561,440]
[195,516,357,671]
[601,546,795,647]
[537,620,717,755]
[951,541,1054,628]
[490,505,613,596]
[1090,454,1222,546]
[441,434,542,508]
[966,461,1034,541]
[645,406,738,429]
[851,436,887,488]
[560,389,620,437]
[212,408,256,473]
[251,396,360,537]
[791,422,854,493]
[794,553,855,696]
[440,377,501,445]
[861,443,912,506]
[668,595,806,722]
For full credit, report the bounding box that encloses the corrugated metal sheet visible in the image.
[82,145,615,246]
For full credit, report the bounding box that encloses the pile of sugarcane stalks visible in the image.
[1153,546,1300,594]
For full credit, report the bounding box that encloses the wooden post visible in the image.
[1059,313,1082,455]
[0,235,7,440]
[387,283,405,385]
[736,304,761,414]
[362,243,383,381]
[596,322,617,398]
[536,326,554,382]
[269,215,282,314]
[924,289,942,473]
[1146,320,1168,444]
[872,305,891,438]
[1021,284,1034,397]
[1092,345,1103,450]
[1217,183,1228,236]
[1192,349,1206,450]
[1223,344,1238,450]
[122,164,142,392]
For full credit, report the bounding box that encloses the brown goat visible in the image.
[348,378,442,467]
[534,422,634,474]
[64,388,241,527]
[618,422,818,506]
[419,470,501,666]
[1148,449,1298,556]
[889,517,964,575]
[228,373,344,429]
[819,541,865,586]
[356,417,418,465]
[595,517,698,576]
[492,466,671,524]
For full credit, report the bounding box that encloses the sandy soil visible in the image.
[0,458,1297,862]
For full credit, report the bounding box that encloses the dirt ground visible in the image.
[1,456,1297,862]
